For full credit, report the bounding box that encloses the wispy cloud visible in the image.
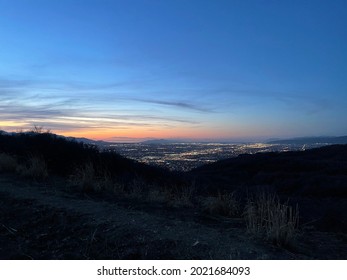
[0,76,204,133]
[0,78,34,89]
[275,95,332,115]
[130,97,213,113]
[196,87,333,116]
[0,101,198,130]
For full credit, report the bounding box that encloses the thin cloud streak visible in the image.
[0,101,199,124]
[0,76,333,116]
[130,97,213,113]
[197,87,333,116]
[0,75,209,135]
[1,75,336,140]
[0,91,201,133]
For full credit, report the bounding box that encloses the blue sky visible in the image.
[0,0,346,141]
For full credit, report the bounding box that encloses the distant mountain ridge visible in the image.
[3,130,347,146]
[141,139,176,145]
[267,136,347,145]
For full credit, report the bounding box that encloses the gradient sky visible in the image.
[0,0,346,142]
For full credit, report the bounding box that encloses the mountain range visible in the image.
[267,136,347,145]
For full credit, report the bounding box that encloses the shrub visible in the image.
[126,178,146,199]
[16,155,48,179]
[70,162,97,192]
[111,181,126,195]
[243,192,299,246]
[30,125,51,134]
[0,153,17,172]
[147,187,171,203]
[95,172,115,192]
[202,191,239,217]
[0,131,99,176]
[168,182,196,207]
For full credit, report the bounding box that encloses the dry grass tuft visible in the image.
[70,164,127,194]
[95,172,116,192]
[70,162,97,191]
[16,155,48,179]
[202,192,239,217]
[0,153,17,172]
[147,188,171,203]
[126,178,146,199]
[111,181,126,195]
[243,192,299,246]
[168,182,196,207]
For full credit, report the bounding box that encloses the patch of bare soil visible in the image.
[0,174,346,259]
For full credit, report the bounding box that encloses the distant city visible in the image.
[2,130,344,172]
[103,142,327,172]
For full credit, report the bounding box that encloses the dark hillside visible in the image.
[191,145,347,197]
[1,131,347,259]
[268,136,347,145]
[0,131,184,186]
[191,145,347,233]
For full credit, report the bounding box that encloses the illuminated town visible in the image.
[105,142,326,172]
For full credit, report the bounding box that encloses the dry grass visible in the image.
[168,183,196,207]
[202,192,239,217]
[111,181,126,195]
[126,178,146,199]
[147,188,171,203]
[70,163,127,194]
[95,171,116,192]
[16,155,48,179]
[0,153,17,172]
[70,162,97,191]
[243,192,299,246]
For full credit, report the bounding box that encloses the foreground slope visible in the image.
[1,174,346,259]
[1,131,347,259]
[191,145,347,233]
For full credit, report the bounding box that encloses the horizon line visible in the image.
[2,128,346,144]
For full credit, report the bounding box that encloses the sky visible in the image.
[0,0,346,142]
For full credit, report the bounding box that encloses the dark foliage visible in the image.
[191,145,347,233]
[0,132,98,175]
[2,131,347,233]
[191,145,347,198]
[0,132,183,186]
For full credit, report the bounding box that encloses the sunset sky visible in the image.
[0,0,346,142]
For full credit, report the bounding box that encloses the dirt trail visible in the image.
[0,175,344,259]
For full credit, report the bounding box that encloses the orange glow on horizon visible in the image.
[55,125,240,142]
[2,122,262,142]
[2,124,231,141]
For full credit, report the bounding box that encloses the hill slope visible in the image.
[1,174,346,259]
[191,145,347,233]
[191,144,347,197]
[1,131,347,259]
[267,136,347,144]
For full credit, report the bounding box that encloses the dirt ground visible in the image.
[1,174,346,259]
